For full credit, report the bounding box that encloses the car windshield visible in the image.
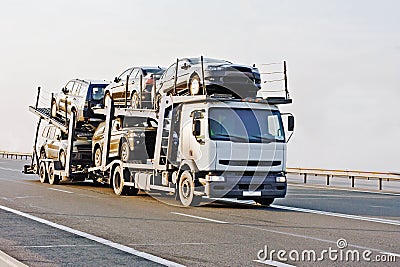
[91,85,107,101]
[123,117,148,127]
[209,108,285,143]
[187,58,230,65]
[143,68,165,76]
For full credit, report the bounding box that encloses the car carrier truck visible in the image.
[24,61,294,206]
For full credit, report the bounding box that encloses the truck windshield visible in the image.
[209,108,285,143]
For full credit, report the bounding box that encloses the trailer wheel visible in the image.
[255,198,274,206]
[130,91,139,109]
[178,171,200,206]
[51,100,57,118]
[112,165,125,195]
[39,161,48,183]
[189,75,201,96]
[59,150,66,169]
[48,162,59,185]
[120,141,131,162]
[94,147,102,167]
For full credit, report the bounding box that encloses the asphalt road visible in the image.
[0,158,399,266]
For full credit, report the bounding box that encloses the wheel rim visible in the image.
[51,103,57,117]
[48,166,54,184]
[39,163,46,183]
[190,79,200,95]
[181,179,190,198]
[114,172,121,191]
[95,148,102,167]
[60,151,66,168]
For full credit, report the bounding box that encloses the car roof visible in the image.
[72,79,110,85]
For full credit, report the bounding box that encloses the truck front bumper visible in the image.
[204,172,287,199]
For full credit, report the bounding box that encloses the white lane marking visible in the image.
[289,183,400,196]
[0,205,185,267]
[271,204,400,226]
[0,167,22,172]
[15,196,43,199]
[0,178,31,185]
[129,242,235,246]
[171,212,229,224]
[0,249,28,267]
[48,188,73,194]
[254,259,296,267]
[13,244,97,248]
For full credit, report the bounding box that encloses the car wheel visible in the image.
[189,75,201,95]
[154,93,161,111]
[130,91,139,109]
[51,100,57,118]
[120,141,130,162]
[104,92,112,107]
[59,150,66,169]
[255,198,274,206]
[39,149,46,159]
[39,161,48,183]
[94,147,102,167]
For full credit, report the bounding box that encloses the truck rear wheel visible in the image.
[178,171,200,207]
[255,198,274,206]
[39,162,48,183]
[112,165,125,195]
[48,162,59,185]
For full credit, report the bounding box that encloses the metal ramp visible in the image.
[29,106,68,133]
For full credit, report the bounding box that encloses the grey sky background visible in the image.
[0,0,399,171]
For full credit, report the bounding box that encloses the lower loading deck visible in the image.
[87,160,287,200]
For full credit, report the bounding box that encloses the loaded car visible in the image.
[105,66,165,109]
[38,124,92,168]
[156,57,261,98]
[51,79,110,124]
[92,116,158,166]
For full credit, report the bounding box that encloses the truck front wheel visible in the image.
[178,171,201,207]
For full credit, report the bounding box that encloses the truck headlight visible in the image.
[275,175,286,183]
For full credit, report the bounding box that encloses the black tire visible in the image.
[39,161,48,183]
[255,198,274,206]
[189,75,202,95]
[48,162,59,185]
[51,100,57,118]
[112,165,125,195]
[154,93,161,111]
[120,140,130,162]
[59,150,66,169]
[94,147,102,167]
[130,91,139,109]
[178,170,199,207]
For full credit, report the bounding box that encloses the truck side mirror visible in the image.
[288,115,294,131]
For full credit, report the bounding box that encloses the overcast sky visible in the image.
[0,0,399,172]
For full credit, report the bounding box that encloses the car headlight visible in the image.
[206,66,224,71]
[275,174,286,183]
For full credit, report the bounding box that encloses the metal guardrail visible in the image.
[0,151,32,160]
[287,167,400,191]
